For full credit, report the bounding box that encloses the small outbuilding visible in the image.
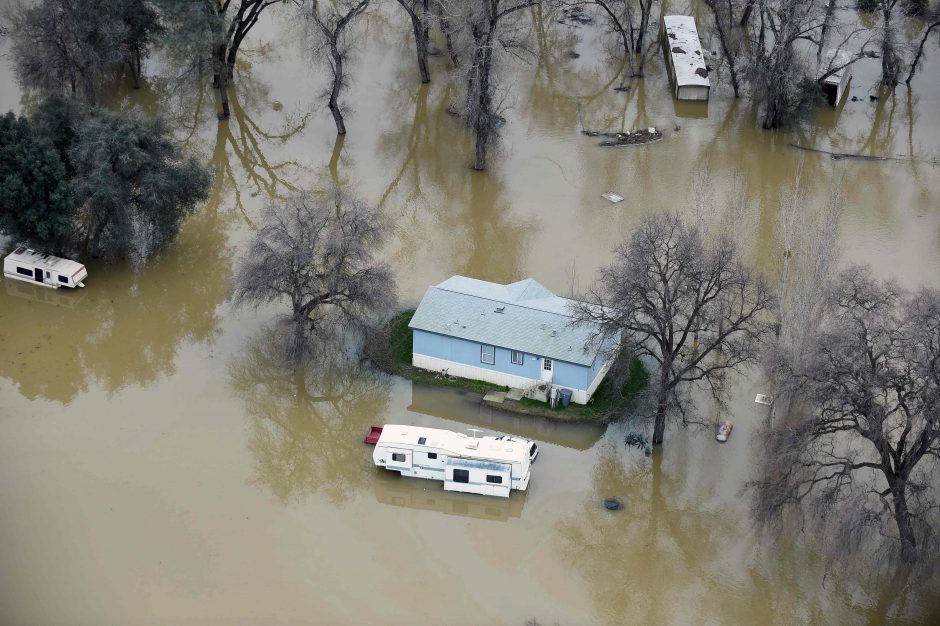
[821,50,853,106]
[661,15,710,101]
[408,276,618,405]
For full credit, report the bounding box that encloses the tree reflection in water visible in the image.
[229,327,391,505]
[0,205,231,403]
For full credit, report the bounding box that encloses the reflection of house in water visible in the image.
[408,383,605,451]
[373,470,525,521]
[4,279,87,308]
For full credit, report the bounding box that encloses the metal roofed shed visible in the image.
[661,16,710,101]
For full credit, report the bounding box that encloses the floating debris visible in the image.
[624,432,650,449]
[559,6,593,26]
[755,394,773,405]
[584,127,664,147]
[603,497,623,511]
[613,85,630,92]
[716,420,734,443]
[602,192,624,203]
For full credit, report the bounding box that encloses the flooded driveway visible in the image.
[1,5,939,624]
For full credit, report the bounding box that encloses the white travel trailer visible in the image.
[3,247,87,289]
[372,425,539,498]
[661,16,710,101]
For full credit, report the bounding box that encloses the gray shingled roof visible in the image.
[408,276,602,366]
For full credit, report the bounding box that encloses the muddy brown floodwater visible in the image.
[1,4,940,625]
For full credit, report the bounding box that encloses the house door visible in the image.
[33,268,43,283]
[540,357,553,383]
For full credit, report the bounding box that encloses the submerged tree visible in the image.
[395,0,432,83]
[69,108,211,262]
[8,0,162,102]
[157,0,282,118]
[232,190,396,360]
[308,0,371,135]
[573,212,773,445]
[754,267,940,564]
[563,0,658,77]
[0,112,74,251]
[442,0,540,170]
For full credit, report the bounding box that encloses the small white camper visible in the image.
[3,247,87,289]
[372,425,538,498]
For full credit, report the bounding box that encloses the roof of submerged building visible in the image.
[408,275,607,366]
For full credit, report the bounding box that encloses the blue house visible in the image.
[408,276,617,404]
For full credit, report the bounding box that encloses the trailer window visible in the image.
[427,453,437,460]
[392,453,405,462]
[417,437,426,445]
[58,275,68,284]
[16,266,32,276]
[486,475,503,484]
[453,469,469,483]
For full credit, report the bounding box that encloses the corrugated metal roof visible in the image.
[408,276,603,366]
[663,16,710,88]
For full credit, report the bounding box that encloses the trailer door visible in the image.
[33,267,43,283]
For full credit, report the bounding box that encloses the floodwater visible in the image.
[1,4,940,624]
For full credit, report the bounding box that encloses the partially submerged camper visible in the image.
[661,16,710,101]
[3,247,87,289]
[822,50,853,105]
[372,424,538,498]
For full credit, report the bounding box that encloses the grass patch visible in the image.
[368,310,650,422]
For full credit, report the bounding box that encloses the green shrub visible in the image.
[857,0,879,12]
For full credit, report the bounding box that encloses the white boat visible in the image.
[372,425,538,498]
[3,246,87,289]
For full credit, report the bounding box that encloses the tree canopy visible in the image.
[0,112,74,251]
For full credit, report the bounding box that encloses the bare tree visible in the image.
[875,0,906,86]
[563,0,658,77]
[573,213,774,445]
[907,17,940,84]
[232,190,395,360]
[702,0,742,97]
[308,0,370,135]
[395,0,432,83]
[441,0,540,170]
[754,266,940,564]
[8,0,160,102]
[157,0,281,118]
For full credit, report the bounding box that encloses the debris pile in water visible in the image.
[559,6,593,26]
[583,127,664,147]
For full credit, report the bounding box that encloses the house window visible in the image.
[481,344,495,365]
[392,453,406,462]
[453,469,469,483]
[58,275,68,284]
[486,475,503,484]
[16,266,31,276]
[511,350,523,365]
[45,271,50,278]
[543,358,553,371]
[427,453,437,460]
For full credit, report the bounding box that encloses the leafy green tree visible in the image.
[69,107,211,263]
[0,112,74,251]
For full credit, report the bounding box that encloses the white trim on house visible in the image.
[586,356,615,399]
[413,353,608,405]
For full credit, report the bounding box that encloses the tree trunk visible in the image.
[652,366,670,445]
[402,2,431,83]
[906,22,940,84]
[740,0,755,25]
[892,483,917,562]
[881,10,901,87]
[218,72,231,119]
[472,41,493,171]
[435,3,459,67]
[329,44,346,135]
